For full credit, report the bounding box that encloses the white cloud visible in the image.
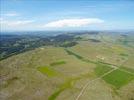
[43,18,104,28]
[3,12,19,17]
[0,19,34,27]
[0,17,3,21]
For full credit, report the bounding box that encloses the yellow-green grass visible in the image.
[120,67,134,73]
[95,63,134,88]
[69,41,131,66]
[120,53,129,57]
[50,61,66,66]
[48,79,77,100]
[65,49,96,64]
[37,66,60,77]
[103,69,134,89]
[95,63,113,76]
[122,55,134,69]
[48,73,91,100]
[2,77,19,88]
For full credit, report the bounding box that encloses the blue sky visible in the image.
[0,0,134,31]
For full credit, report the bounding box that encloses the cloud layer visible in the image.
[43,18,104,28]
[3,12,19,17]
[0,19,34,27]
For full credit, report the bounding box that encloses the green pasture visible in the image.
[95,63,113,76]
[50,61,66,66]
[103,69,134,89]
[37,66,59,77]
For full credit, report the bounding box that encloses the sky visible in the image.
[0,0,134,31]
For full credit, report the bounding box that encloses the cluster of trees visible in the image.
[0,34,78,60]
[0,31,102,60]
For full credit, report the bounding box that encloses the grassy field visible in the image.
[65,49,96,64]
[0,33,134,100]
[103,69,134,89]
[50,61,66,66]
[69,41,132,66]
[95,63,113,76]
[120,67,134,73]
[94,62,134,89]
[48,77,79,100]
[37,66,60,77]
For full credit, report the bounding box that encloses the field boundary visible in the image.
[75,68,117,100]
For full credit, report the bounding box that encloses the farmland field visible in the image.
[38,66,61,77]
[103,69,134,89]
